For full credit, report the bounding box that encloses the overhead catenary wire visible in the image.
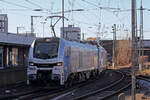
[75,1,101,26]
[0,0,51,15]
[0,8,32,11]
[1,0,149,40]
[81,0,121,11]
[97,0,102,38]
[67,0,72,23]
[71,0,76,24]
[0,0,32,9]
[107,0,111,7]
[65,0,112,39]
[80,0,124,27]
[80,0,124,39]
[25,0,44,9]
[2,11,33,16]
[25,0,54,14]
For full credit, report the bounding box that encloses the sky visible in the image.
[0,0,150,40]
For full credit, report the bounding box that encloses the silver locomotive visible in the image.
[27,37,107,86]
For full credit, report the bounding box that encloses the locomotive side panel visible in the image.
[98,47,107,71]
[70,47,99,73]
[87,51,92,68]
[78,49,83,70]
[93,51,98,68]
[102,49,107,68]
[82,50,88,69]
[69,47,79,73]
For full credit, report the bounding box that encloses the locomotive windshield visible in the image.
[34,39,59,59]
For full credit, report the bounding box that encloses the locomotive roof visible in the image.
[34,37,106,51]
[60,38,99,50]
[35,37,59,42]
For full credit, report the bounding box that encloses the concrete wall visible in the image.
[0,67,27,87]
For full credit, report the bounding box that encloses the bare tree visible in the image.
[116,36,132,66]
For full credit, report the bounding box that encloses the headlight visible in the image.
[29,62,35,66]
[57,62,62,66]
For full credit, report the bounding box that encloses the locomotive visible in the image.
[27,37,107,86]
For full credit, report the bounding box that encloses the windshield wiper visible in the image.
[48,53,57,58]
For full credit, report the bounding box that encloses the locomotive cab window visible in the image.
[65,48,67,56]
[34,38,59,59]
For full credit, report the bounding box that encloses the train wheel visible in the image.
[91,70,97,79]
[82,73,86,81]
[96,70,99,77]
[91,70,95,78]
[85,72,90,80]
[79,73,82,82]
[74,74,79,84]
[64,78,73,88]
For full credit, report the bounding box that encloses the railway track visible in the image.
[0,73,103,100]
[0,81,26,95]
[72,71,131,100]
[14,78,104,100]
[16,87,63,100]
[0,86,59,100]
[35,70,129,100]
[137,75,150,89]
[0,69,127,100]
[35,83,86,100]
[137,75,150,82]
[15,70,115,100]
[30,75,105,100]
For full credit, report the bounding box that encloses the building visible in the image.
[137,40,150,60]
[61,25,81,41]
[0,32,35,87]
[0,33,35,68]
[0,14,8,33]
[0,14,37,87]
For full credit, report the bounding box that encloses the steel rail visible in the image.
[2,74,101,100]
[98,79,131,100]
[27,70,112,100]
[137,75,150,82]
[33,78,101,100]
[18,88,63,100]
[73,71,131,100]
[0,86,56,100]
